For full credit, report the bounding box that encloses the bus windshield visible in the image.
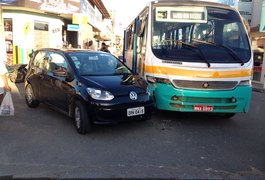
[151,6,251,64]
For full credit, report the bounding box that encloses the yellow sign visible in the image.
[72,14,87,25]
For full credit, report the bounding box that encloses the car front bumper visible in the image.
[88,100,154,124]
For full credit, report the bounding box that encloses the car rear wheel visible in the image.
[74,100,91,134]
[25,84,39,108]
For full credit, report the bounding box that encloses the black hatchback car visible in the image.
[25,48,153,134]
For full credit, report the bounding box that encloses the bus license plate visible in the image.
[194,105,214,112]
[127,107,145,117]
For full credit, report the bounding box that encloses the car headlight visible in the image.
[86,88,114,100]
[146,86,151,96]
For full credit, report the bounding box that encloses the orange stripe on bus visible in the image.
[145,66,252,78]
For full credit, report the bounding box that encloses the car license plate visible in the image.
[127,107,145,117]
[194,105,214,112]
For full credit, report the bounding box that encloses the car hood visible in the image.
[81,74,147,95]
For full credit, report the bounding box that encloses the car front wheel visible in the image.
[74,100,91,134]
[25,84,39,108]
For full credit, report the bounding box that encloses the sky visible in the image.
[102,0,150,28]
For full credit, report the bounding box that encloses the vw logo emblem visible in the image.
[129,91,138,100]
[202,82,210,88]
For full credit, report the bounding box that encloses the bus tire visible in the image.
[219,113,236,119]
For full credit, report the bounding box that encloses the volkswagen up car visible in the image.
[25,49,153,134]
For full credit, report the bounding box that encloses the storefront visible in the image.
[251,0,265,86]
[2,0,80,65]
[3,12,64,64]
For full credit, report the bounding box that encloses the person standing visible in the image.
[0,60,11,104]
[99,42,110,53]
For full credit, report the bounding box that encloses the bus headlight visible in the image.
[146,75,171,85]
[146,75,155,83]
[238,80,251,86]
[155,77,171,84]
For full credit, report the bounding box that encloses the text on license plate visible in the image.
[127,107,145,117]
[194,105,214,112]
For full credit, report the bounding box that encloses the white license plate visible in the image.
[194,105,214,112]
[127,106,145,117]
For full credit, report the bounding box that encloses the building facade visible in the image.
[248,0,265,86]
[1,0,110,65]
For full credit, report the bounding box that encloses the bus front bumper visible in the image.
[152,84,252,113]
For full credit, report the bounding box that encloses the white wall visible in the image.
[251,0,262,27]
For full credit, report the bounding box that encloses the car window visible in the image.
[46,52,68,72]
[71,55,81,69]
[33,51,46,68]
[68,52,131,76]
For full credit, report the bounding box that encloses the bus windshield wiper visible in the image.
[180,41,211,68]
[195,40,245,66]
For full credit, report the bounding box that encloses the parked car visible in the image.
[25,48,154,134]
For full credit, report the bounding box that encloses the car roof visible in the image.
[36,48,106,54]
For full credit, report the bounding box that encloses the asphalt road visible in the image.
[0,82,265,179]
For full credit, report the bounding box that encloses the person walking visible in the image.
[0,60,11,104]
[99,42,110,53]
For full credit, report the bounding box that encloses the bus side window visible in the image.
[137,15,148,54]
[129,24,134,50]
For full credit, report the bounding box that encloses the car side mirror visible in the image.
[66,72,74,82]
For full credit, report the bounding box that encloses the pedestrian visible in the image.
[99,42,110,53]
[0,60,11,104]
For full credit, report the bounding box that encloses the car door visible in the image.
[40,52,72,112]
[27,50,48,101]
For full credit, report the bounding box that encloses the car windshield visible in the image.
[68,52,132,76]
[151,6,251,64]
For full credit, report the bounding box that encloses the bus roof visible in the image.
[150,0,233,9]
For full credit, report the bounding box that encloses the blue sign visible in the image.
[67,24,79,31]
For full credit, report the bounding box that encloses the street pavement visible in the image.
[252,81,265,93]
[0,81,265,179]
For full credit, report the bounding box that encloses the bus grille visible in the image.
[170,103,237,110]
[172,80,238,90]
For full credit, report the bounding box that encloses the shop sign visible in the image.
[24,0,80,14]
[254,66,262,73]
[67,24,79,31]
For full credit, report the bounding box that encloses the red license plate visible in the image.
[194,105,214,112]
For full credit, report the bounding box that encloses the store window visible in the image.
[34,21,49,31]
[34,21,49,49]
[4,18,13,65]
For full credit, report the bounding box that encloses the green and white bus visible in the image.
[123,0,253,118]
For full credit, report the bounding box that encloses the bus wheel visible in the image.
[219,113,235,119]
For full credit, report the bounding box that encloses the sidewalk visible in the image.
[252,81,265,93]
